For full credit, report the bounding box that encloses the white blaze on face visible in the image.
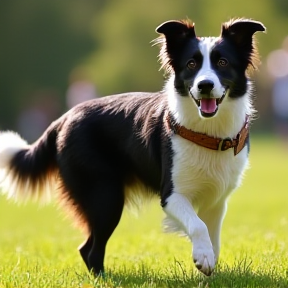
[190,37,227,116]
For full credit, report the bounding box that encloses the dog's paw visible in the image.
[192,241,215,276]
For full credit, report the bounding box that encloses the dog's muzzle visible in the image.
[190,80,229,118]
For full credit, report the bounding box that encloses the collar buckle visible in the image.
[220,137,234,151]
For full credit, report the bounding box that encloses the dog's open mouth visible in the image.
[192,88,228,118]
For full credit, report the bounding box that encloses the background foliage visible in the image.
[1,0,288,138]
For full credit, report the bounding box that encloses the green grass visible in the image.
[0,137,288,288]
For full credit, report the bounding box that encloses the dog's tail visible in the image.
[0,120,60,203]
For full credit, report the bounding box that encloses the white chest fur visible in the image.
[166,76,253,212]
[170,135,249,212]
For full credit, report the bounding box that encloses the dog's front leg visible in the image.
[164,193,215,276]
[198,200,227,262]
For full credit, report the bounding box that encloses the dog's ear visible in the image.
[221,19,266,71]
[221,19,266,46]
[156,20,196,40]
[154,20,196,73]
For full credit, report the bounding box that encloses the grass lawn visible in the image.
[0,136,287,288]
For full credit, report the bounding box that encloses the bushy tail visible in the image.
[0,123,59,203]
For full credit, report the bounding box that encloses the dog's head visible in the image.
[155,19,266,118]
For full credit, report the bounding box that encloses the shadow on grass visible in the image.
[77,260,288,288]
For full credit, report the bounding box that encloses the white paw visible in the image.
[192,241,215,276]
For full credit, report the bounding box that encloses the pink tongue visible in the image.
[200,99,217,113]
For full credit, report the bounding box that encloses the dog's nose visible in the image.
[198,80,214,94]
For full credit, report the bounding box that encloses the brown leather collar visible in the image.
[166,112,249,156]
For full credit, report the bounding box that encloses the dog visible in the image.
[0,18,265,276]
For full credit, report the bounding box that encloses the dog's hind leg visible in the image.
[83,181,125,275]
[59,145,125,275]
[79,235,93,270]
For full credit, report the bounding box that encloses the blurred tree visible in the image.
[274,0,288,17]
[0,0,100,130]
[1,0,288,134]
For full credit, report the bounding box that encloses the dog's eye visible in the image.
[187,59,197,69]
[218,58,228,67]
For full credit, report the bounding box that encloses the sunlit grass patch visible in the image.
[0,137,287,287]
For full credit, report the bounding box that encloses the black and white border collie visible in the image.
[0,18,265,276]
